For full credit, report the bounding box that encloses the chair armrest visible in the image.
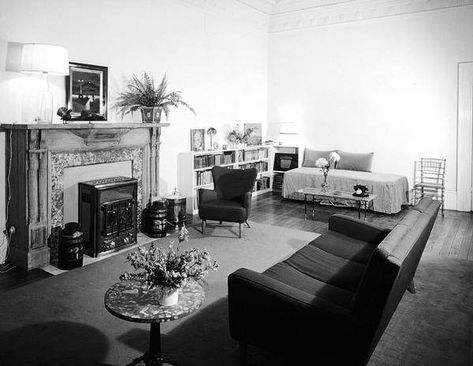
[232,192,253,209]
[228,268,353,338]
[328,214,390,245]
[198,189,217,205]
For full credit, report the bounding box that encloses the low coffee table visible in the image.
[298,187,376,220]
[104,280,205,366]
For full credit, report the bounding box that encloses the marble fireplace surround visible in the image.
[1,122,169,270]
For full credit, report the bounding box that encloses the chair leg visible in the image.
[239,341,247,366]
[239,223,242,238]
[246,221,250,228]
[202,220,206,235]
[407,279,416,294]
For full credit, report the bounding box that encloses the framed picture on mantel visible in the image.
[66,62,108,121]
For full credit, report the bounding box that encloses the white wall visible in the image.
[268,7,473,210]
[0,0,268,229]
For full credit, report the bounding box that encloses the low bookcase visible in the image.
[178,146,272,214]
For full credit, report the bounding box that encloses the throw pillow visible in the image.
[336,151,374,172]
[302,148,335,168]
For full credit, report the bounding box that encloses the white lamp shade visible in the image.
[279,122,297,135]
[20,43,69,75]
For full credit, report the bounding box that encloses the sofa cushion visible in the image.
[283,244,367,293]
[309,231,377,264]
[263,262,354,309]
[302,148,335,168]
[336,150,374,172]
[198,200,246,222]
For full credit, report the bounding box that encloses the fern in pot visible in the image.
[114,72,196,123]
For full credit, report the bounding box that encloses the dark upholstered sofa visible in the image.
[228,197,440,365]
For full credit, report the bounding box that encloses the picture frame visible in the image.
[190,129,205,151]
[66,62,108,121]
[244,122,262,146]
[273,153,298,171]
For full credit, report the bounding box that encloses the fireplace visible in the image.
[79,176,138,257]
[1,122,169,270]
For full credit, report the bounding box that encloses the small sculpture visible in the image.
[57,107,72,123]
[207,127,217,150]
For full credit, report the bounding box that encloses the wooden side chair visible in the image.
[198,166,257,238]
[412,158,446,214]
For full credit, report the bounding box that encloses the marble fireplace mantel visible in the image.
[1,122,169,270]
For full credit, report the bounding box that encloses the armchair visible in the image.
[198,166,257,238]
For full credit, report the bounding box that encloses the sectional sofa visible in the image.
[228,197,440,365]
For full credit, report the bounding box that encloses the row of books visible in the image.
[242,148,269,161]
[239,161,269,173]
[194,152,236,169]
[195,170,214,186]
[255,176,271,191]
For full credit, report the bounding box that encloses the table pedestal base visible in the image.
[127,323,179,366]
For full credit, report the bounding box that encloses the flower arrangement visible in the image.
[315,152,340,191]
[120,226,219,293]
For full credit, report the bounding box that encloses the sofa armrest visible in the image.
[228,268,353,339]
[198,188,217,205]
[329,214,391,245]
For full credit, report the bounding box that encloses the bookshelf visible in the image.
[178,146,272,214]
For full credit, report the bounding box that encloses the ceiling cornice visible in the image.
[177,0,473,33]
[269,0,473,33]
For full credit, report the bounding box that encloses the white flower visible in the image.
[329,152,340,163]
[315,158,329,168]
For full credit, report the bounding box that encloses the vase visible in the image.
[140,107,162,123]
[158,287,179,306]
[321,171,329,192]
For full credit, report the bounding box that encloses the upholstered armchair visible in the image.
[198,166,258,238]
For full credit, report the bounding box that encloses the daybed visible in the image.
[283,149,409,214]
[228,197,440,365]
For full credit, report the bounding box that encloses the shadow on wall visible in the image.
[0,321,109,365]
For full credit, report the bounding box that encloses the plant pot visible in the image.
[140,107,162,123]
[158,287,179,306]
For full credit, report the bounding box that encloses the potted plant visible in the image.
[114,72,196,123]
[119,226,218,306]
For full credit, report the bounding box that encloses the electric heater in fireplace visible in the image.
[78,176,138,257]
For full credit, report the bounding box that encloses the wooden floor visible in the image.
[1,192,472,293]
[248,192,473,261]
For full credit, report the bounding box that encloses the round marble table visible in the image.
[104,280,205,366]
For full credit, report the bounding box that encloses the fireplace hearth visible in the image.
[1,122,169,270]
[79,177,138,257]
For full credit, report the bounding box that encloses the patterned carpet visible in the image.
[0,222,471,366]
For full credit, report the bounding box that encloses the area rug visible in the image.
[0,222,472,366]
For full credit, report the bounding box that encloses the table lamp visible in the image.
[20,43,69,123]
[278,121,298,146]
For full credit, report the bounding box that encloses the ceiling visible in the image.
[235,0,473,32]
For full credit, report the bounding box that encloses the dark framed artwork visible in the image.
[273,153,298,171]
[66,62,108,121]
[190,129,205,151]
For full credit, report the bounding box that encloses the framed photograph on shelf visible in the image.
[66,62,108,121]
[244,122,262,146]
[190,129,205,151]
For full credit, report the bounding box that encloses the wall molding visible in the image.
[269,0,473,33]
[456,62,473,212]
